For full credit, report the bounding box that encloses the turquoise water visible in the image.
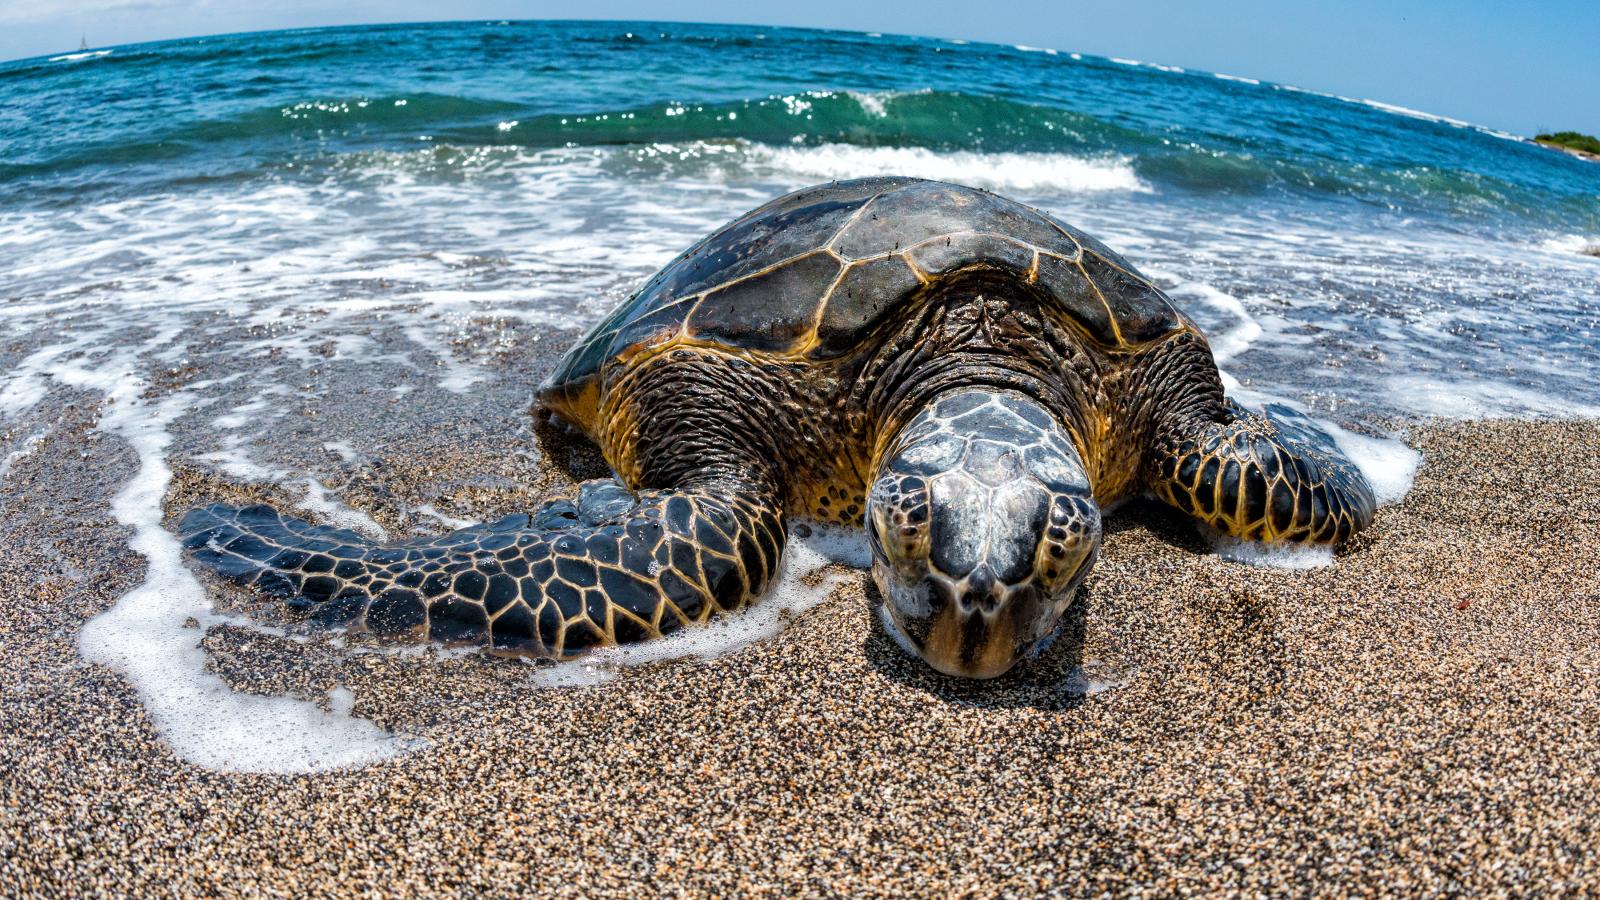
[3,20,1600,417]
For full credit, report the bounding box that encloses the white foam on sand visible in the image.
[64,362,416,773]
[322,440,362,463]
[1066,660,1138,695]
[299,477,390,541]
[0,429,48,481]
[1220,375,1421,510]
[1210,531,1335,570]
[1379,375,1600,421]
[407,503,477,530]
[531,523,871,687]
[193,436,389,541]
[1319,419,1421,508]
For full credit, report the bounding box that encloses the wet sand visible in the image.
[1,359,1598,894]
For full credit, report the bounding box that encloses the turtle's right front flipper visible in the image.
[180,474,786,657]
[1149,401,1376,544]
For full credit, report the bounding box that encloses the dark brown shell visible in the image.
[543,177,1182,394]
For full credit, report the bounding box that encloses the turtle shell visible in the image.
[543,177,1183,398]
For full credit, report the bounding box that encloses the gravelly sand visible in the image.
[1,368,1597,895]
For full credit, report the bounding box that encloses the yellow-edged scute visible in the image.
[540,177,1184,412]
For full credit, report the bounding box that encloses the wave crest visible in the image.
[741,143,1148,193]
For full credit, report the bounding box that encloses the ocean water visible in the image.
[2,21,1598,771]
[4,21,1599,422]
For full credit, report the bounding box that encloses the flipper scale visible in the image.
[180,476,784,657]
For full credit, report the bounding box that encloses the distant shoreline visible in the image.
[1533,136,1600,163]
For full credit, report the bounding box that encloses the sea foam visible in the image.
[1209,533,1334,570]
[45,352,419,774]
[744,143,1149,194]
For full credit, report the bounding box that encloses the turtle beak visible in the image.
[874,560,1067,679]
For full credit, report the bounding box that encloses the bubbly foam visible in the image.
[744,143,1149,194]
[299,478,390,541]
[1197,379,1420,569]
[1380,376,1600,421]
[1066,660,1138,694]
[530,524,871,687]
[0,429,47,481]
[1319,420,1422,508]
[1210,533,1335,570]
[69,364,415,774]
[1163,281,1262,364]
[407,503,477,530]
[193,437,389,540]
[1539,234,1600,258]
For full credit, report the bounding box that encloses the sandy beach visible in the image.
[1,329,1596,896]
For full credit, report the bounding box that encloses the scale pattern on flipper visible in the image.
[1149,402,1376,544]
[179,481,786,658]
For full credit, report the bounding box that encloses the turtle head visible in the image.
[867,389,1101,679]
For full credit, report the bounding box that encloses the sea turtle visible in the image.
[182,177,1376,678]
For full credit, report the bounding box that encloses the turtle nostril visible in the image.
[961,565,1002,615]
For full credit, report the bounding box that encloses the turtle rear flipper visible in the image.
[1148,401,1375,545]
[180,473,786,657]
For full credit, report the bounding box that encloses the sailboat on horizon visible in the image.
[49,33,107,62]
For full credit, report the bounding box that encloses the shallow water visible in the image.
[2,21,1597,771]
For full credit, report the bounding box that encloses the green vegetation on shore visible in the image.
[1534,131,1600,155]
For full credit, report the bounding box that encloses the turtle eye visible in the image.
[867,473,931,576]
[1036,494,1101,596]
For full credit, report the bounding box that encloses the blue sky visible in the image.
[2,0,1596,136]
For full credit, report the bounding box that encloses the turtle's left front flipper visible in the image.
[1148,401,1375,544]
[179,473,786,657]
